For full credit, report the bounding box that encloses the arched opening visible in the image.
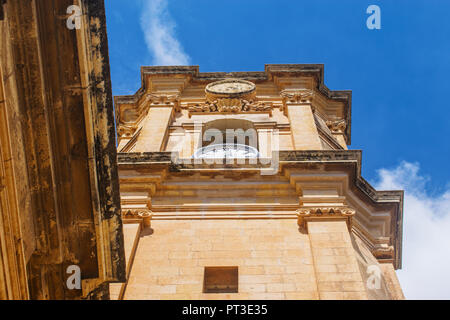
[193,119,260,159]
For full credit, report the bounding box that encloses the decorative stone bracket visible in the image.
[122,209,152,228]
[326,119,347,134]
[372,243,395,261]
[296,207,356,231]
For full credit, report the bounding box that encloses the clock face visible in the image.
[206,79,256,96]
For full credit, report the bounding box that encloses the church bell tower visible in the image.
[112,64,404,300]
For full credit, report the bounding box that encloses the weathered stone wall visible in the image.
[123,219,398,300]
[124,219,318,300]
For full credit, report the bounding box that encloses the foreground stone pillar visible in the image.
[0,0,125,299]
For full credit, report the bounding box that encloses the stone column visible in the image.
[282,90,322,150]
[298,207,368,300]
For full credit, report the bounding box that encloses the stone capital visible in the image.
[122,209,153,228]
[280,89,315,105]
[296,206,356,231]
[146,93,180,111]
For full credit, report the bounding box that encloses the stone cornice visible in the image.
[117,150,403,269]
[114,64,352,144]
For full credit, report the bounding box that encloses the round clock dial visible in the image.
[206,79,256,96]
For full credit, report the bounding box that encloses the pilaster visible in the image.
[133,104,175,152]
[281,90,322,150]
[298,207,368,300]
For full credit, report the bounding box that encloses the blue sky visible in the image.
[105,0,450,191]
[105,0,450,299]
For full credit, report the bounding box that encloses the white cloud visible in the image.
[140,0,190,65]
[373,161,450,299]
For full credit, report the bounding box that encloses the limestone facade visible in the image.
[114,65,405,300]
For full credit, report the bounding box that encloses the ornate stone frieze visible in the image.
[326,119,347,134]
[188,99,272,114]
[296,206,356,230]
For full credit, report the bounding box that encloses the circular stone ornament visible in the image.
[205,79,256,102]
